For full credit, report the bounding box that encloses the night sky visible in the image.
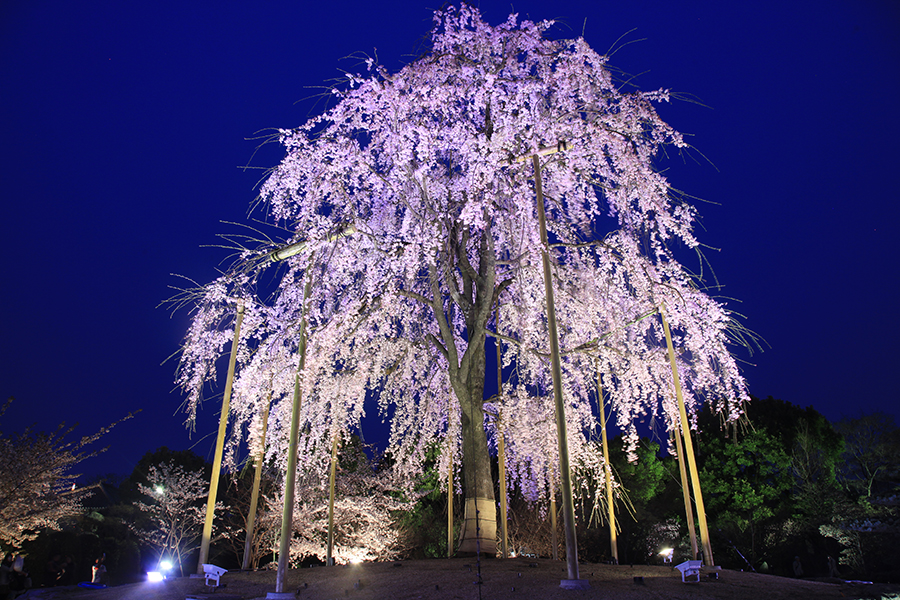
[2,1,898,480]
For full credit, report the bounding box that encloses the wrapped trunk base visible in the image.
[457,496,497,555]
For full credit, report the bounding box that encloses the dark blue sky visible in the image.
[2,1,898,479]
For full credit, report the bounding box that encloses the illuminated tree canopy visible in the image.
[176,4,750,555]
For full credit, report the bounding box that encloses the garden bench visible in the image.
[674,560,702,583]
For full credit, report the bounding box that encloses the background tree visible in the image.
[686,398,846,575]
[176,3,751,556]
[699,428,792,568]
[283,436,414,564]
[133,460,220,576]
[219,465,280,570]
[0,398,129,548]
[394,443,457,559]
[788,408,844,530]
[834,413,900,500]
[602,435,668,564]
[118,446,210,502]
[821,413,900,578]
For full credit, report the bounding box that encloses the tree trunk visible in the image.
[434,223,498,556]
[453,340,496,555]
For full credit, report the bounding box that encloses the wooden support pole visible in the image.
[326,433,339,566]
[660,304,715,566]
[198,303,244,573]
[596,372,618,564]
[242,397,270,570]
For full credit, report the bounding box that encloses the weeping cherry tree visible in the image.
[176,4,751,558]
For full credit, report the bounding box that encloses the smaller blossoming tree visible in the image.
[135,461,222,576]
[0,398,131,547]
[284,437,416,564]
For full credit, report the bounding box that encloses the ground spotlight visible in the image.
[147,571,164,583]
[148,558,175,582]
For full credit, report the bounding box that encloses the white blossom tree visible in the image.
[0,398,130,547]
[177,4,750,555]
[135,461,220,576]
[283,438,415,564]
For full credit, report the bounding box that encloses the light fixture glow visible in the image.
[147,571,164,583]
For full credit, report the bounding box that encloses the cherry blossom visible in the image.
[176,4,750,556]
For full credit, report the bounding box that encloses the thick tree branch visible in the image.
[428,262,459,369]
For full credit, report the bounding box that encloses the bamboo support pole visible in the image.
[496,303,509,558]
[198,303,244,573]
[264,224,357,264]
[596,372,618,563]
[326,433,339,566]
[242,398,270,570]
[672,427,699,559]
[550,488,559,561]
[660,304,715,566]
[497,411,509,559]
[533,154,583,584]
[273,267,314,595]
[447,412,454,558]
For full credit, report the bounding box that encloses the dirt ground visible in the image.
[13,558,900,600]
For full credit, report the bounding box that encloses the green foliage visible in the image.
[585,436,674,564]
[700,430,793,534]
[396,498,452,558]
[835,413,900,499]
[743,397,844,527]
[683,398,858,573]
[791,415,844,530]
[610,437,666,508]
[393,443,453,558]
